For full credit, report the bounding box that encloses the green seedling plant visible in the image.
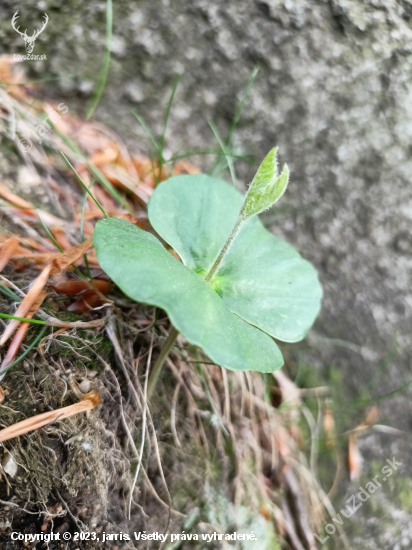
[93,148,323,397]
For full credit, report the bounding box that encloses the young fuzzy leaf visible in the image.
[241,148,289,219]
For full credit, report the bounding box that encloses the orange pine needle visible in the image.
[0,291,47,374]
[88,185,116,211]
[16,252,58,263]
[0,239,95,344]
[0,182,33,209]
[0,390,101,443]
[0,263,52,346]
[51,227,72,251]
[259,504,270,521]
[0,236,19,272]
[173,160,201,175]
[132,155,153,179]
[348,434,362,480]
[362,406,379,427]
[49,238,92,276]
[88,147,119,167]
[119,213,144,229]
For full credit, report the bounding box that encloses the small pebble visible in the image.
[78,380,91,393]
[2,454,17,478]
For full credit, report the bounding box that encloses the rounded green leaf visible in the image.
[93,218,283,373]
[149,175,322,343]
[212,216,322,342]
[148,174,242,275]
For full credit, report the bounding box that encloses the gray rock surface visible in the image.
[1,0,412,547]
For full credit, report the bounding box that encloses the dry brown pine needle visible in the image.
[0,390,101,443]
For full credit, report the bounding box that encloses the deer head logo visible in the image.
[11,11,49,54]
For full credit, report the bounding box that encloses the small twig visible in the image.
[40,311,110,329]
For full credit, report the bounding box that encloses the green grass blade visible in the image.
[37,211,64,253]
[227,66,259,145]
[80,181,94,279]
[0,225,12,235]
[86,160,131,212]
[336,379,412,408]
[209,66,259,175]
[169,149,256,163]
[60,152,108,218]
[51,123,130,210]
[86,0,113,119]
[208,120,237,187]
[160,74,182,151]
[0,326,48,377]
[37,207,87,280]
[0,312,46,324]
[161,75,181,138]
[0,286,22,302]
[131,109,162,155]
[131,109,166,185]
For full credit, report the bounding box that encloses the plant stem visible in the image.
[147,326,179,400]
[205,214,245,282]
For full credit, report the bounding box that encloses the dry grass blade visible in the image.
[0,390,101,443]
[40,311,110,329]
[323,399,335,447]
[0,236,19,272]
[0,263,52,345]
[128,331,153,519]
